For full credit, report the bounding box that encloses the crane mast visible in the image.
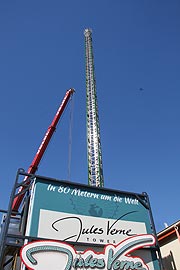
[12,88,74,212]
[84,29,104,187]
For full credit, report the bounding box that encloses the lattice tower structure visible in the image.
[84,28,104,187]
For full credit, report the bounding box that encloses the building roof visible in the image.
[157,220,180,243]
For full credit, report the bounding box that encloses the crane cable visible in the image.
[68,92,74,180]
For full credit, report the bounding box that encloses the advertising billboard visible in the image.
[24,176,161,270]
[21,234,156,270]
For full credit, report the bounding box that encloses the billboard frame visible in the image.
[0,169,163,270]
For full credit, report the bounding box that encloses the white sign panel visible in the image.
[38,210,147,245]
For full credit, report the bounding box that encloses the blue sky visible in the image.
[0,0,180,233]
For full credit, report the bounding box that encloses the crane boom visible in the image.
[84,29,104,187]
[12,88,75,212]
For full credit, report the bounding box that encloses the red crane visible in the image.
[12,88,75,212]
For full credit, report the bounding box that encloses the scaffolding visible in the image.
[0,169,35,269]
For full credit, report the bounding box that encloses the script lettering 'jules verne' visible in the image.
[21,234,155,270]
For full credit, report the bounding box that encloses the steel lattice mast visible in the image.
[84,29,104,187]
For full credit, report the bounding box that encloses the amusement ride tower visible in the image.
[84,29,104,187]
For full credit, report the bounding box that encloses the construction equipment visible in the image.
[12,88,75,212]
[84,29,104,187]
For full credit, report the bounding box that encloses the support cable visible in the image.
[68,93,74,180]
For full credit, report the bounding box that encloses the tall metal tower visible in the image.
[84,28,104,187]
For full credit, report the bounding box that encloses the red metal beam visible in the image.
[12,88,75,212]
